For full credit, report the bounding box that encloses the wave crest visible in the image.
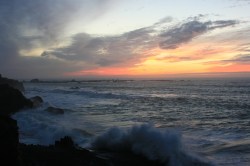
[91,124,212,166]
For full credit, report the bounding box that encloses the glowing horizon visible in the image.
[65,28,250,77]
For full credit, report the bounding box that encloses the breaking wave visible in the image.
[91,124,213,166]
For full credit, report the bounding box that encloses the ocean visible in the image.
[12,79,250,166]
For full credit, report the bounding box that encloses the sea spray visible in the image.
[91,124,213,166]
[12,105,91,146]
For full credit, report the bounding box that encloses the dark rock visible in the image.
[30,96,43,108]
[55,136,75,149]
[0,84,32,116]
[30,79,40,83]
[18,136,165,166]
[44,106,64,114]
[96,151,164,166]
[0,75,25,92]
[0,116,20,166]
[19,141,110,166]
[70,86,80,90]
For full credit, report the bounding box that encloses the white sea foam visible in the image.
[12,105,91,146]
[91,124,212,166]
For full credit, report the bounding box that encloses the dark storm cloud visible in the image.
[0,0,75,51]
[0,0,112,78]
[159,19,238,49]
[46,27,157,67]
[0,0,112,51]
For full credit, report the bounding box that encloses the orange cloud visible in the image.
[65,41,247,77]
[64,23,250,78]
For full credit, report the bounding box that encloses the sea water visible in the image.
[12,79,250,165]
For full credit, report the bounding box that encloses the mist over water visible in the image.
[13,79,250,165]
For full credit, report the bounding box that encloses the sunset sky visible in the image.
[1,0,250,79]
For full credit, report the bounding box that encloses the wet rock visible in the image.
[30,96,43,108]
[55,136,75,149]
[19,138,110,166]
[45,106,64,114]
[19,135,164,166]
[0,74,25,92]
[96,151,164,166]
[0,84,32,116]
[70,86,80,90]
[0,116,20,166]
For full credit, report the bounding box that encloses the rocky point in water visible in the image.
[30,96,44,108]
[44,106,65,114]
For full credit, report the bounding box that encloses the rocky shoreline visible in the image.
[0,74,25,92]
[0,76,164,166]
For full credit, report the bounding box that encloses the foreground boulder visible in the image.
[0,84,32,116]
[19,137,110,166]
[0,116,20,166]
[55,136,75,149]
[19,136,164,166]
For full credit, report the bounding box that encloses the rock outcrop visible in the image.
[45,106,64,114]
[0,74,25,92]
[0,84,32,116]
[19,136,164,166]
[0,116,20,166]
[30,96,43,108]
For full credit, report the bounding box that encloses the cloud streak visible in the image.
[223,54,250,64]
[159,19,238,49]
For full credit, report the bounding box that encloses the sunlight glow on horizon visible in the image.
[65,32,250,77]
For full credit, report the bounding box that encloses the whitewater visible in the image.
[12,79,250,166]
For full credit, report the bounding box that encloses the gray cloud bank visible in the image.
[222,54,250,64]
[0,0,244,78]
[159,20,238,49]
[0,0,112,78]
